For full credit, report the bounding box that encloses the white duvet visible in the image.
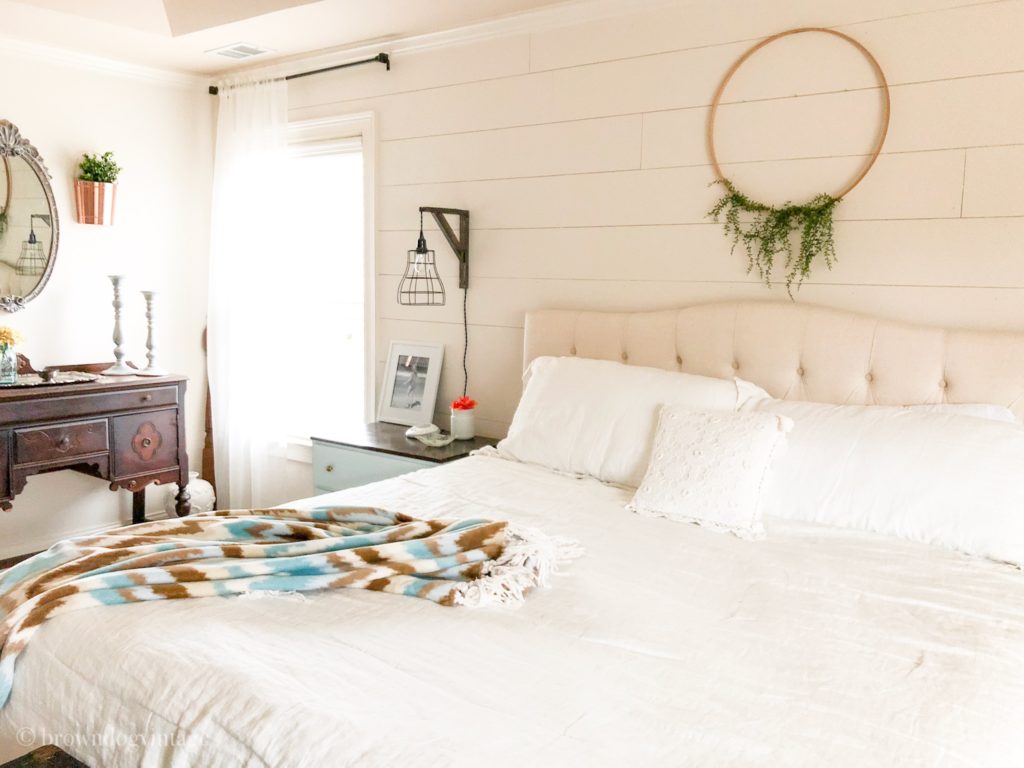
[2,453,1024,767]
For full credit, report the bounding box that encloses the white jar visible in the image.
[164,471,216,516]
[450,408,476,440]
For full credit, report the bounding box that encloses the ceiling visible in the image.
[1,0,573,75]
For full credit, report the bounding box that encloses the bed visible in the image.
[3,300,1024,767]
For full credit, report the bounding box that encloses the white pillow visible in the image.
[906,402,1017,423]
[497,356,758,487]
[627,406,791,538]
[735,377,1016,424]
[751,398,1024,566]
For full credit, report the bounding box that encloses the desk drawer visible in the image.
[0,385,179,424]
[312,441,431,493]
[15,419,109,466]
[111,409,180,477]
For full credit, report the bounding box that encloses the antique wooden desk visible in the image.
[0,374,190,523]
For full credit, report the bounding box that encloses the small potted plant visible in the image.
[74,151,121,225]
[0,326,23,385]
[451,396,477,440]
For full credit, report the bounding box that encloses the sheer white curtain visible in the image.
[207,77,293,509]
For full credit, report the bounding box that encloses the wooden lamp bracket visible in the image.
[420,206,469,289]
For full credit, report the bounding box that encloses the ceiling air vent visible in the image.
[207,42,273,60]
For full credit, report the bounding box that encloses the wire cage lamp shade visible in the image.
[397,215,446,306]
[15,240,46,276]
[16,214,50,276]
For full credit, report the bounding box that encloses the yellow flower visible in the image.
[0,327,24,348]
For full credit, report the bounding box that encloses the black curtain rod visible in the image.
[208,52,390,95]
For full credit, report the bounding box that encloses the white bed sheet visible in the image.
[2,453,1024,767]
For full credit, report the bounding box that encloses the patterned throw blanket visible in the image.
[0,507,578,708]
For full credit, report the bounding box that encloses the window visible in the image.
[279,133,366,439]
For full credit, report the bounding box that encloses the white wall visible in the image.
[282,0,1024,443]
[0,46,213,558]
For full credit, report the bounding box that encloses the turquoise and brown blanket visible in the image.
[0,507,578,708]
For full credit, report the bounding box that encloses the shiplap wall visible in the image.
[288,0,1024,438]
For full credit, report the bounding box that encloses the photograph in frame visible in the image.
[377,341,445,426]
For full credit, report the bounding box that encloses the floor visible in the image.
[0,552,36,570]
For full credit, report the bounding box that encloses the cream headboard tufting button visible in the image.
[732,361,739,370]
[676,355,683,365]
[865,372,874,382]
[621,352,628,362]
[570,347,577,355]
[940,379,948,389]
[797,366,805,376]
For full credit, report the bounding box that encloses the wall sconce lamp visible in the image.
[397,206,469,306]
[16,214,51,277]
[397,206,472,398]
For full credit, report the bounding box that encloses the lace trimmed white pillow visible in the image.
[626,406,792,538]
[497,356,760,488]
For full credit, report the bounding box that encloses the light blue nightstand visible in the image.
[311,422,498,494]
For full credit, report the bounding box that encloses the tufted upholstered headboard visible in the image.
[523,301,1024,420]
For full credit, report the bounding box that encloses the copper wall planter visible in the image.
[74,180,117,225]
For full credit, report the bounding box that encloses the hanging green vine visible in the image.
[0,211,7,238]
[708,179,840,296]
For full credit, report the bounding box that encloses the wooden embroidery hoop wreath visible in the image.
[707,26,891,201]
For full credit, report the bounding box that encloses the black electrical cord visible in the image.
[461,287,469,398]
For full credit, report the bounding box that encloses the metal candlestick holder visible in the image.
[137,290,167,377]
[103,275,134,376]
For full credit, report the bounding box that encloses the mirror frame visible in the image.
[0,120,59,313]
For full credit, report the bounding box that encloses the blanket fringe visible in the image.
[452,524,583,608]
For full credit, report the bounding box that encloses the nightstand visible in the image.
[311,422,499,495]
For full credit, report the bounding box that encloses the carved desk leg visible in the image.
[175,485,191,517]
[132,489,146,525]
[174,380,191,517]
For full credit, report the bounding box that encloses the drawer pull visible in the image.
[325,464,335,473]
[130,421,163,462]
[14,420,108,465]
[141,394,153,402]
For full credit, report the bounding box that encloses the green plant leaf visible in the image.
[707,179,840,298]
[78,151,122,183]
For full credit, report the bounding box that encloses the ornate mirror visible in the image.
[0,120,59,312]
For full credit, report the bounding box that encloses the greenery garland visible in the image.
[708,179,840,296]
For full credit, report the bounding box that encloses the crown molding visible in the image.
[0,0,678,90]
[213,0,680,83]
[0,34,204,90]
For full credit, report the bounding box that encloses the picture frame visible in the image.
[377,341,445,427]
